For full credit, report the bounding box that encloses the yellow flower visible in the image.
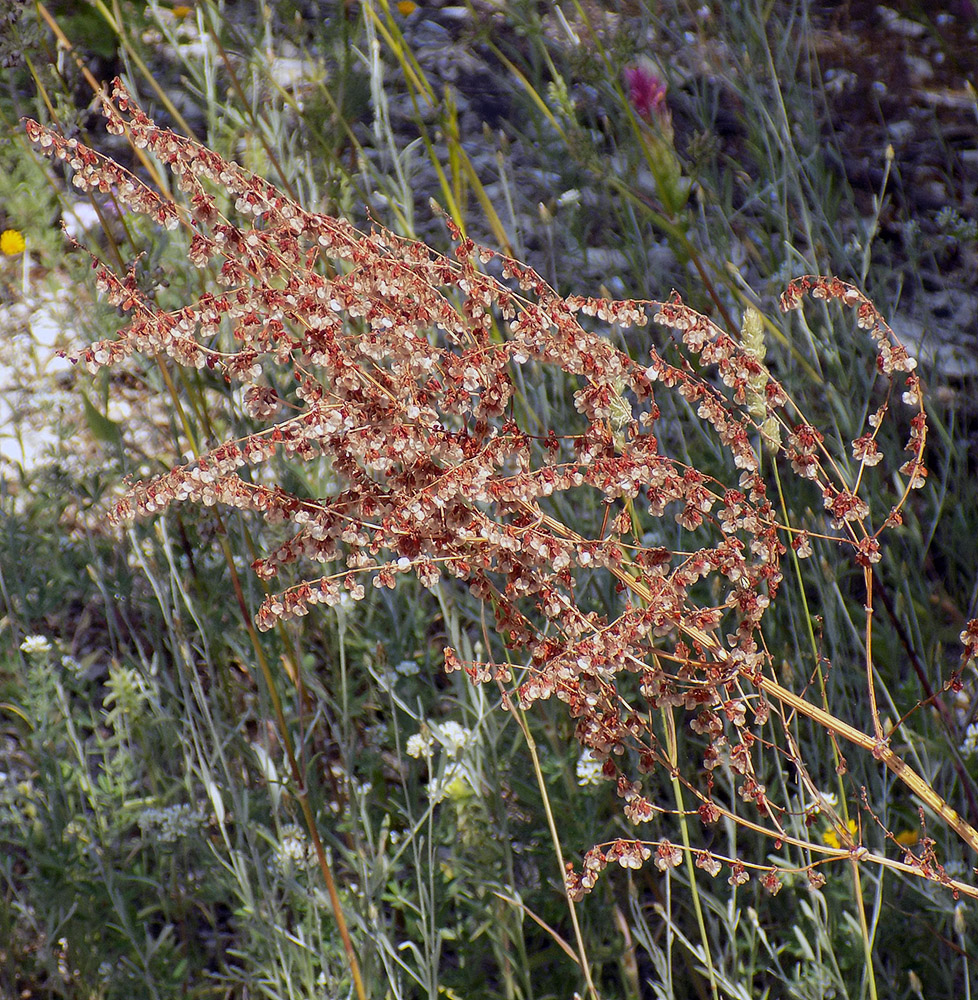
[821,819,857,849]
[1,229,26,255]
[894,829,919,848]
[397,1,418,14]
[172,4,192,18]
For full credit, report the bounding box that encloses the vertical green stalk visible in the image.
[502,671,600,1000]
[849,860,879,1000]
[661,705,719,1000]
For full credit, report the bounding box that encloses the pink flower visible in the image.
[624,64,667,121]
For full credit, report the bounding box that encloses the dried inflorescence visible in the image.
[26,79,948,896]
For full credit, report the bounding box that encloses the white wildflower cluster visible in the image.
[272,823,314,874]
[436,721,470,757]
[406,730,433,758]
[137,803,206,843]
[960,722,978,758]
[19,635,52,656]
[406,720,471,760]
[61,654,87,680]
[576,752,604,787]
[405,721,476,802]
[377,658,422,691]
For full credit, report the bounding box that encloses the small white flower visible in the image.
[395,659,420,677]
[20,635,52,656]
[138,803,205,843]
[273,823,314,873]
[61,654,86,679]
[406,730,433,759]
[576,752,604,787]
[436,721,470,758]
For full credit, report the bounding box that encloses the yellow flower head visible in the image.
[821,818,858,849]
[1,229,26,256]
[397,1,418,15]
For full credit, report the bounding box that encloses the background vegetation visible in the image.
[2,1,977,998]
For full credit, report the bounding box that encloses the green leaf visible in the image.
[79,389,123,449]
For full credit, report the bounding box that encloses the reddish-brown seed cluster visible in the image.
[26,80,936,895]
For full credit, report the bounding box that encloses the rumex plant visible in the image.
[25,76,978,928]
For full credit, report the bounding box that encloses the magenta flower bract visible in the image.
[624,64,667,121]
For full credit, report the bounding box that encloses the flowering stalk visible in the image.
[623,61,690,217]
[616,57,739,334]
[24,79,977,924]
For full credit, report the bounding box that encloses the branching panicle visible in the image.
[26,79,975,901]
